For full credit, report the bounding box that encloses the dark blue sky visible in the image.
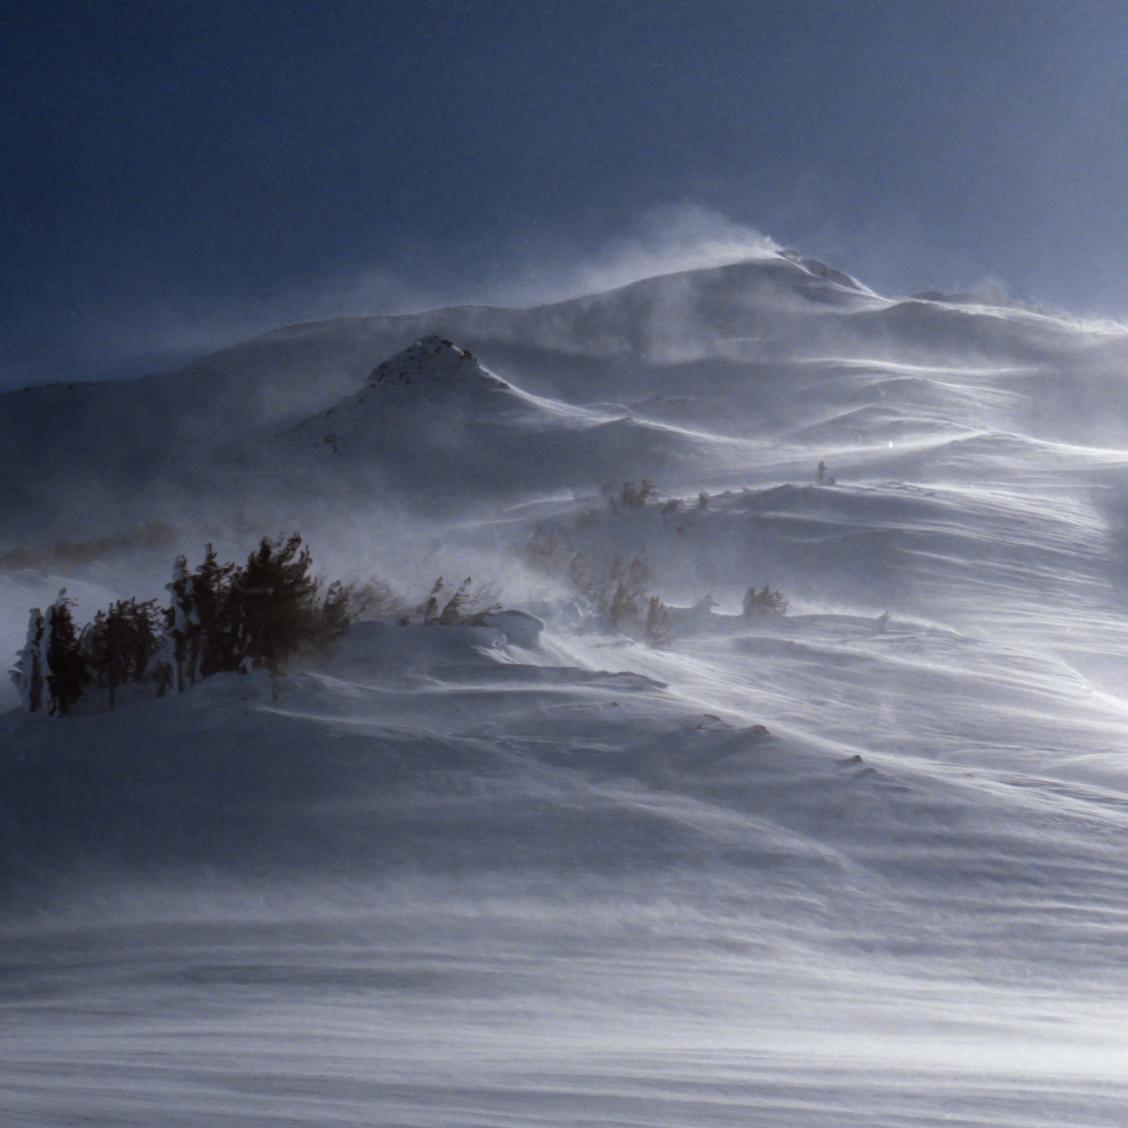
[5,0,1128,386]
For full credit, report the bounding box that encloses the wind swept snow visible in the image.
[5,252,1128,1125]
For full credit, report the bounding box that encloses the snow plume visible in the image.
[274,205,781,315]
[515,204,781,302]
[21,206,782,388]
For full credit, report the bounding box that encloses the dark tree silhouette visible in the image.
[608,555,650,635]
[645,595,672,648]
[225,533,320,674]
[84,599,161,708]
[45,591,84,716]
[191,544,236,678]
[743,584,789,617]
[319,580,353,641]
[11,608,45,713]
[420,577,445,624]
[13,531,391,715]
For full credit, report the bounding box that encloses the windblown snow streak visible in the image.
[5,252,1128,1125]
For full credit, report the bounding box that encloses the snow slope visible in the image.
[13,248,1125,538]
[5,252,1128,1125]
[269,335,742,505]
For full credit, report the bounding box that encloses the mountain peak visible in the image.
[368,335,509,390]
[775,249,872,294]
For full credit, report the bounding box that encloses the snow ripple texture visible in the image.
[4,253,1128,1125]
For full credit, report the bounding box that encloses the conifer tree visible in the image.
[318,580,354,642]
[430,577,502,626]
[11,608,45,713]
[12,532,370,713]
[420,577,444,624]
[743,584,789,617]
[45,590,84,716]
[83,608,110,697]
[438,577,473,625]
[567,552,605,609]
[608,555,650,635]
[226,533,319,673]
[645,595,671,648]
[92,605,128,708]
[164,555,197,691]
[84,599,162,708]
[127,599,162,682]
[191,544,235,677]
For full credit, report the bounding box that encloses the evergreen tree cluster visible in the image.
[84,598,162,709]
[607,555,652,635]
[418,576,502,626]
[743,584,789,617]
[10,591,93,717]
[10,533,355,716]
[522,480,731,648]
[563,550,672,646]
[601,477,657,513]
[535,537,792,645]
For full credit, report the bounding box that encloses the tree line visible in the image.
[10,533,508,718]
[525,479,789,646]
[10,533,353,716]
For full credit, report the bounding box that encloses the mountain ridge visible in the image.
[3,250,1128,546]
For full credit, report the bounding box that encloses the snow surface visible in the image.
[5,251,1128,1124]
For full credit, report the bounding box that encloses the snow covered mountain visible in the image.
[4,249,1128,542]
[269,334,733,504]
[6,250,1128,1126]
